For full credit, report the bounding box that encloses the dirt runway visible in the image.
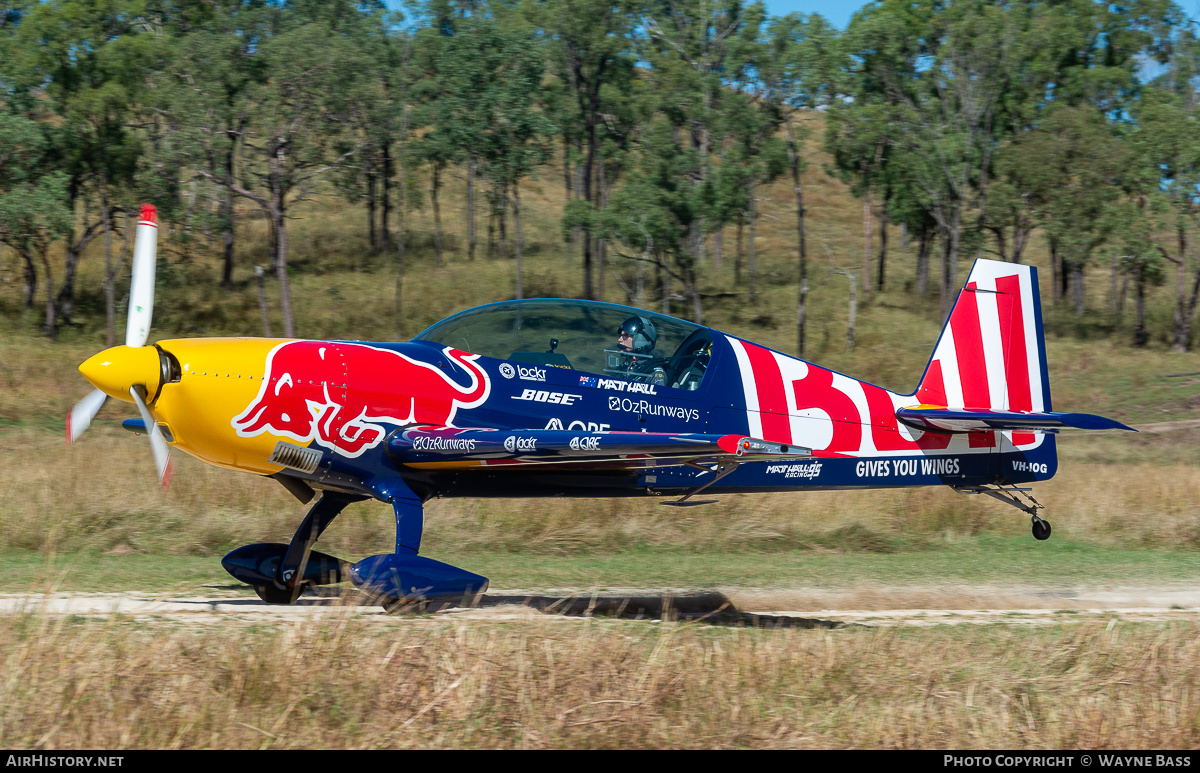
[4,585,1200,627]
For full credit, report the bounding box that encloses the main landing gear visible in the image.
[952,483,1052,541]
[221,479,488,610]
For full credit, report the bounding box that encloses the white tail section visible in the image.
[916,260,1049,413]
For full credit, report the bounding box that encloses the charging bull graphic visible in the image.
[233,342,490,457]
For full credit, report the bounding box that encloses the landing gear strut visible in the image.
[953,483,1052,541]
[220,491,361,604]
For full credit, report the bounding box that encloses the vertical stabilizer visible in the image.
[916,259,1050,415]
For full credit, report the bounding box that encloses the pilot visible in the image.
[614,315,663,383]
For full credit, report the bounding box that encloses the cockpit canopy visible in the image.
[413,299,714,391]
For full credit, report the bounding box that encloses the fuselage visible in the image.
[97,323,1055,503]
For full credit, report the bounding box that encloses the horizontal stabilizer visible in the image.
[896,407,1136,434]
[389,426,811,469]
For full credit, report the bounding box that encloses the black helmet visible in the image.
[618,315,657,354]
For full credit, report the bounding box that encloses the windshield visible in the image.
[413,299,713,390]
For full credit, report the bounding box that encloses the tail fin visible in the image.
[916,259,1048,413]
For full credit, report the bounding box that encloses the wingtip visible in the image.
[139,203,157,225]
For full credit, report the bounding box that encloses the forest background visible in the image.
[5,0,1200,360]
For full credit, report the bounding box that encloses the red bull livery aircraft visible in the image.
[68,205,1134,608]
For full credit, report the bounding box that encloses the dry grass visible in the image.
[2,609,1199,749]
[3,426,1199,559]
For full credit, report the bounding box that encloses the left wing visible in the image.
[388,427,811,470]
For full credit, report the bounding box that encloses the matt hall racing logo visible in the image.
[766,462,823,479]
[607,396,700,423]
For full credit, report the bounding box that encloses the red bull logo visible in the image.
[233,342,490,457]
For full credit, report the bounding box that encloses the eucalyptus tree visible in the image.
[752,9,834,356]
[0,113,72,337]
[1132,85,1200,351]
[160,0,271,289]
[832,0,1029,319]
[2,0,165,332]
[600,115,709,323]
[534,0,636,299]
[173,8,369,336]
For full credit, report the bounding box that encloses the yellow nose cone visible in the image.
[79,345,162,403]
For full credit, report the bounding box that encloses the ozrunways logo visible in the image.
[607,396,700,422]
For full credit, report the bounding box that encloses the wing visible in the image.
[896,406,1135,434]
[388,427,811,471]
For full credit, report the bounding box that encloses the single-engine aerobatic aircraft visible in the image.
[68,205,1134,608]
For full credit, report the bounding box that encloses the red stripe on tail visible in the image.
[950,284,990,409]
[916,359,946,406]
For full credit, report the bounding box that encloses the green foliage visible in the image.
[1,0,1200,347]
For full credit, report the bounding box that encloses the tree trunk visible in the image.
[23,249,35,308]
[271,143,295,338]
[431,164,443,267]
[1011,221,1030,265]
[512,184,524,300]
[569,135,580,265]
[789,135,808,359]
[876,206,888,292]
[255,265,273,337]
[748,180,757,302]
[661,260,669,314]
[221,147,236,288]
[713,226,723,268]
[366,150,377,253]
[466,152,477,260]
[940,214,961,322]
[598,159,610,302]
[497,182,508,259]
[41,250,56,340]
[1069,261,1085,316]
[862,185,873,297]
[1134,275,1148,347]
[1049,237,1061,304]
[381,140,391,251]
[734,218,743,286]
[580,72,603,301]
[916,224,931,297]
[103,191,114,347]
[1171,224,1198,352]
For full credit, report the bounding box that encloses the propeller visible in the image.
[67,204,172,489]
[130,385,174,489]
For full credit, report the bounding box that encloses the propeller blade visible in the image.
[126,204,159,348]
[129,385,174,490]
[66,388,107,444]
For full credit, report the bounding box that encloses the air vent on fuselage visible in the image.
[268,442,322,474]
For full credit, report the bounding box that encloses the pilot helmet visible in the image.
[618,315,657,355]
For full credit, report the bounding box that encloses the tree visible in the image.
[536,0,635,299]
[0,112,72,336]
[3,0,164,332]
[175,13,368,336]
[1134,85,1200,351]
